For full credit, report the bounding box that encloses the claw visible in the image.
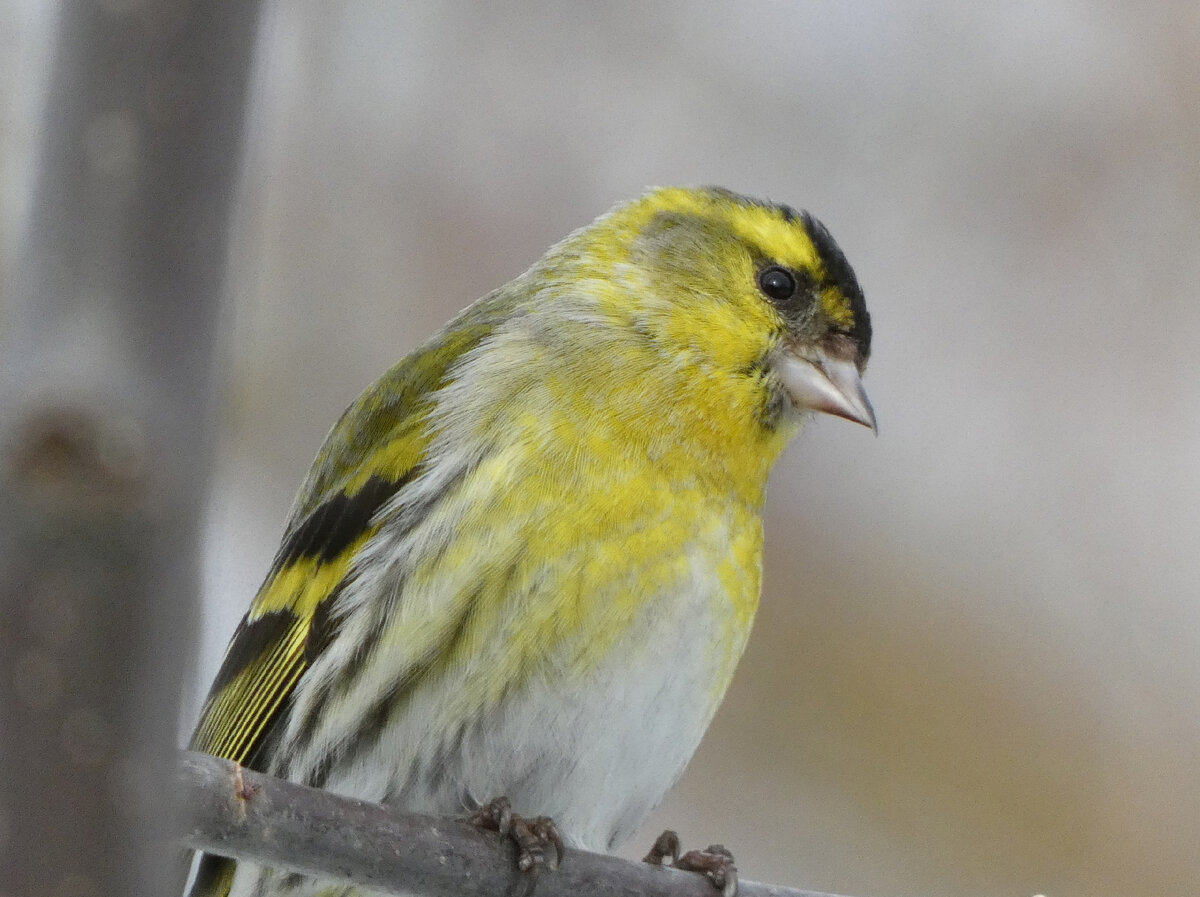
[469,795,514,835]
[678,845,738,897]
[643,831,739,897]
[470,796,565,882]
[643,829,680,865]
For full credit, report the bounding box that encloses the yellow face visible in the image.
[570,186,873,434]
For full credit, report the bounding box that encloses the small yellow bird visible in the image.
[186,186,874,897]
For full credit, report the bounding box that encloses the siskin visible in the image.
[186,186,874,897]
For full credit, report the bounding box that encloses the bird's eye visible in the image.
[757,266,798,303]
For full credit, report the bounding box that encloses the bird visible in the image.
[184,186,874,897]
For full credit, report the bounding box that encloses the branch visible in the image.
[1,3,259,895]
[178,752,856,897]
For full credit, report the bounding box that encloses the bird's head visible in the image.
[569,186,874,435]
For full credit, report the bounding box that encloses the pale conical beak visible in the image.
[775,342,876,433]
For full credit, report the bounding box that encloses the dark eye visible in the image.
[757,266,797,303]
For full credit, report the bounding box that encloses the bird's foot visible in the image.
[470,796,566,877]
[644,829,738,897]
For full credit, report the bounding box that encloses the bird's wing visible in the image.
[189,320,497,767]
[189,470,410,763]
[183,321,497,897]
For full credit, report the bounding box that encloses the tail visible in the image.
[183,853,236,897]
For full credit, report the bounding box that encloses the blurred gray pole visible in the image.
[0,3,261,896]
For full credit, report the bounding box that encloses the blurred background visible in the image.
[4,2,1198,896]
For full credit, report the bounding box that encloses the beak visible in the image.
[775,339,877,433]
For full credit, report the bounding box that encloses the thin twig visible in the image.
[178,751,857,897]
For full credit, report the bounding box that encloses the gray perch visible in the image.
[178,751,857,897]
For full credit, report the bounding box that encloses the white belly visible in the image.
[322,543,742,852]
[227,563,745,897]
[229,492,759,897]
